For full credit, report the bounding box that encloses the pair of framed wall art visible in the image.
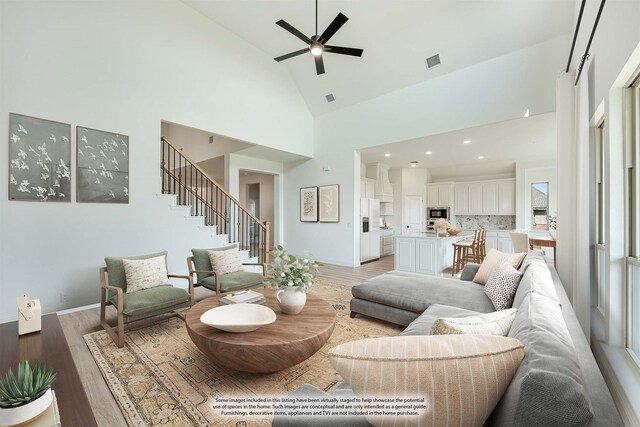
[8,113,129,203]
[300,184,340,223]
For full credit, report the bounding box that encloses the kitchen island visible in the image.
[394,232,473,276]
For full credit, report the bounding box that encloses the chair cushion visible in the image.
[109,285,189,317]
[200,270,264,292]
[105,251,168,292]
[192,244,238,281]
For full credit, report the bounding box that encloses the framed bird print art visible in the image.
[8,113,71,202]
[76,126,129,203]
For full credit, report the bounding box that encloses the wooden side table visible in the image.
[0,313,97,426]
[529,236,557,269]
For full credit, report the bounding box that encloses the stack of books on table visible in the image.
[219,290,266,305]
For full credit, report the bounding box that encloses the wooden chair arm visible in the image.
[193,269,216,275]
[168,274,190,280]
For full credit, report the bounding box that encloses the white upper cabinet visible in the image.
[360,178,375,199]
[426,183,453,207]
[498,180,516,215]
[468,183,484,214]
[453,179,515,216]
[454,184,469,214]
[482,182,500,214]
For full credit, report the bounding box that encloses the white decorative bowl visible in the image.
[200,304,276,333]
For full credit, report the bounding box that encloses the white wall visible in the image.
[161,122,253,164]
[284,35,569,266]
[0,0,312,323]
[515,159,557,230]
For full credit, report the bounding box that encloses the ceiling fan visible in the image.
[273,0,364,75]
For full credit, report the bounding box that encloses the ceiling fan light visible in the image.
[310,44,323,56]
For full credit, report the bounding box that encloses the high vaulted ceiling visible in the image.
[183,0,574,116]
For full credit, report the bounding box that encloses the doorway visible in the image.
[240,171,276,246]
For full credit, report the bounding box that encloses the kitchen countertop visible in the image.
[398,231,473,240]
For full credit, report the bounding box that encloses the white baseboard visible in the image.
[56,303,100,316]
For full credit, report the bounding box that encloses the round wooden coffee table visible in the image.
[185,289,336,373]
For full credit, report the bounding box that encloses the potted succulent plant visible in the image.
[0,359,56,426]
[265,246,320,314]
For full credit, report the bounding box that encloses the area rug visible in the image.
[84,279,402,427]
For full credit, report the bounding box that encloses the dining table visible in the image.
[529,236,557,268]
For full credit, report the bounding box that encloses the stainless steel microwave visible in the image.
[427,207,450,219]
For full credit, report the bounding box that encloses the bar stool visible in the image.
[452,228,484,276]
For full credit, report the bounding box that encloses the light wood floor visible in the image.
[58,256,394,427]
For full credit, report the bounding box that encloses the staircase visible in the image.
[160,137,270,265]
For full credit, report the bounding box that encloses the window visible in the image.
[531,182,550,230]
[595,123,606,313]
[627,74,640,365]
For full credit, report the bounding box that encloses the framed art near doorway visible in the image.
[300,186,318,222]
[319,184,340,222]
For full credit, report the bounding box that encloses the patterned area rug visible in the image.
[84,280,402,427]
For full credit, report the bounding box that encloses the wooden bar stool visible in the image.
[452,228,483,276]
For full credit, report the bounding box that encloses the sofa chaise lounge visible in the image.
[273,251,622,426]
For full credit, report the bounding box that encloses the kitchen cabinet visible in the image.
[380,229,395,256]
[498,180,516,215]
[360,178,375,199]
[395,238,415,271]
[468,183,484,214]
[395,233,470,276]
[482,182,500,214]
[485,231,498,252]
[453,179,515,216]
[498,232,514,253]
[415,239,438,275]
[454,184,469,215]
[426,183,453,207]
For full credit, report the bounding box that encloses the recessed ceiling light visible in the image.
[425,151,432,155]
[477,156,484,160]
[410,161,418,168]
[384,153,391,157]
[524,109,530,118]
[463,140,471,144]
[411,164,417,167]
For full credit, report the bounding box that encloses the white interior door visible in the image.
[404,196,423,232]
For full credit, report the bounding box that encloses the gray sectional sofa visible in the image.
[273,251,623,426]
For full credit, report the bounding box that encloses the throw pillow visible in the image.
[122,255,168,293]
[329,335,524,427]
[473,248,526,285]
[207,247,244,276]
[431,308,518,336]
[484,258,523,310]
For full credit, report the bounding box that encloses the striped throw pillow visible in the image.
[329,335,524,427]
[431,308,518,336]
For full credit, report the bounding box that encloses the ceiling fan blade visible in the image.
[318,13,348,44]
[274,48,310,62]
[314,55,325,75]
[325,45,363,57]
[276,20,312,44]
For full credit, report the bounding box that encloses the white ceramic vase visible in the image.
[276,286,307,315]
[0,388,52,427]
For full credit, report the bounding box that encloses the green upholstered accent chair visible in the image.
[100,251,190,348]
[187,244,265,304]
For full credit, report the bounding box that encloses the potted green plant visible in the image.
[0,359,56,426]
[265,246,320,314]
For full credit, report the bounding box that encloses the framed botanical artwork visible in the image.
[300,186,318,222]
[8,113,71,202]
[319,184,340,222]
[76,126,129,203]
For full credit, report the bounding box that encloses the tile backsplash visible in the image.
[455,215,516,230]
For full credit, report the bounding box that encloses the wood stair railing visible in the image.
[161,136,270,265]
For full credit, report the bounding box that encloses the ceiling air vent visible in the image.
[326,93,335,103]
[425,54,441,69]
[209,136,214,144]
